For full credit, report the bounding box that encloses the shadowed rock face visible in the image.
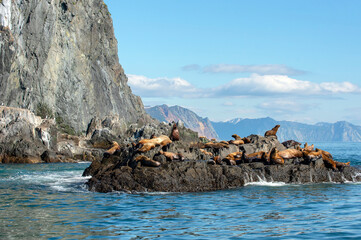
[0,0,150,133]
[84,135,361,193]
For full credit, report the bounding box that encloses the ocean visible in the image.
[0,142,360,239]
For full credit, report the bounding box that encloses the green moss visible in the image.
[36,103,54,119]
[55,113,77,136]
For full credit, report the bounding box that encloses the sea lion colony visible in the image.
[104,124,350,171]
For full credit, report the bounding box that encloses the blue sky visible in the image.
[104,0,361,125]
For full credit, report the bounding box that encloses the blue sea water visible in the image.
[0,142,360,239]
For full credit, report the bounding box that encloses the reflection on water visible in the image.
[1,142,361,239]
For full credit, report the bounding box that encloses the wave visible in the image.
[244,180,287,187]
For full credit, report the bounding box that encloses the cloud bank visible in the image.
[128,74,361,98]
[182,63,306,75]
[203,64,306,75]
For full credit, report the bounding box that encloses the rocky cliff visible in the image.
[146,105,219,140]
[0,0,150,133]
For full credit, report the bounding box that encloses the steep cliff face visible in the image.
[0,0,149,133]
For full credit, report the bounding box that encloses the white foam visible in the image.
[245,180,287,187]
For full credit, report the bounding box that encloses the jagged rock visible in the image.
[0,106,56,163]
[84,134,361,193]
[0,0,152,133]
[239,135,286,154]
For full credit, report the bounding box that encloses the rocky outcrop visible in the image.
[0,0,151,133]
[146,105,219,140]
[0,106,56,163]
[84,134,361,193]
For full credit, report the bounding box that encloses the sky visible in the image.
[104,0,361,125]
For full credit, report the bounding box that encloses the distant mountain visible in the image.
[145,105,218,139]
[146,105,361,142]
[212,118,361,142]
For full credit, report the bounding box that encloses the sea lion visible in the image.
[229,135,244,145]
[225,152,243,161]
[270,147,284,165]
[104,141,121,157]
[137,135,172,152]
[278,149,303,159]
[302,150,322,162]
[315,148,333,159]
[200,149,214,157]
[242,151,265,163]
[170,123,180,141]
[159,150,184,161]
[134,155,161,167]
[232,134,242,140]
[282,140,301,149]
[242,137,251,144]
[321,152,337,170]
[264,125,280,137]
[303,143,314,151]
[204,142,229,149]
[213,156,222,165]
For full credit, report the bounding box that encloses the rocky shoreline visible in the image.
[83,125,361,193]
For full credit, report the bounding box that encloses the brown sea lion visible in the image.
[104,141,121,157]
[205,142,229,149]
[200,149,214,157]
[278,149,303,159]
[303,150,322,162]
[225,152,243,161]
[315,148,333,159]
[137,135,172,152]
[170,123,180,141]
[270,147,284,165]
[242,137,251,144]
[134,155,161,167]
[264,125,280,137]
[321,152,337,170]
[159,150,184,161]
[232,134,241,140]
[242,151,265,163]
[213,156,222,165]
[229,135,244,145]
[303,143,314,151]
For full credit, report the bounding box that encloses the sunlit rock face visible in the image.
[0,0,150,133]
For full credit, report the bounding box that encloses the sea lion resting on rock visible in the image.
[134,155,161,167]
[137,135,172,152]
[303,143,314,151]
[159,150,184,161]
[229,134,244,145]
[170,123,180,141]
[270,147,284,165]
[264,125,280,137]
[225,152,243,161]
[242,151,266,163]
[204,142,229,149]
[200,149,214,157]
[278,149,303,159]
[104,141,121,157]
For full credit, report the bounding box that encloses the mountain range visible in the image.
[146,105,361,142]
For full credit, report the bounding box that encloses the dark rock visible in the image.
[84,135,361,193]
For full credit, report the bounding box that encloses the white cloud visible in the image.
[127,74,201,98]
[211,74,361,97]
[128,73,361,99]
[203,64,306,75]
[182,64,201,71]
[257,100,309,114]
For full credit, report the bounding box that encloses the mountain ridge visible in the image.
[146,104,361,142]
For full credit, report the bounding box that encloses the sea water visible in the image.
[0,142,360,239]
